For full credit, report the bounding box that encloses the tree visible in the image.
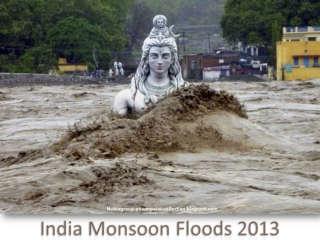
[0,0,133,72]
[125,0,155,50]
[221,0,320,47]
[220,0,266,46]
[46,17,118,69]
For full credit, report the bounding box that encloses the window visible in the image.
[294,57,299,65]
[314,57,319,64]
[304,57,309,68]
[308,37,316,41]
[314,57,319,67]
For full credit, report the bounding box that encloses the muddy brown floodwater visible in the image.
[0,80,320,214]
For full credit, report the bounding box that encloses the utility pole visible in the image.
[92,49,99,69]
[182,32,186,54]
[207,33,211,53]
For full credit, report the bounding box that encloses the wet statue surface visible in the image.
[113,15,189,115]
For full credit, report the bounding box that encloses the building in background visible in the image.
[58,58,88,74]
[182,51,240,80]
[276,26,320,81]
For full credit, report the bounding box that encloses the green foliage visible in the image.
[221,0,265,46]
[271,21,282,45]
[0,0,133,73]
[47,17,109,64]
[20,52,35,73]
[0,53,20,72]
[26,44,58,73]
[221,0,320,47]
[125,0,155,50]
[87,62,95,73]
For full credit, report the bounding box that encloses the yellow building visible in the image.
[276,26,320,81]
[58,58,88,73]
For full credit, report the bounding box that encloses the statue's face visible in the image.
[156,18,165,28]
[148,46,172,75]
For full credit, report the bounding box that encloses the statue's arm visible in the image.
[113,89,132,115]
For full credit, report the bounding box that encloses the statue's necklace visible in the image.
[144,81,171,97]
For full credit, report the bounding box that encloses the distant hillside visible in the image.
[140,0,225,26]
[139,0,226,54]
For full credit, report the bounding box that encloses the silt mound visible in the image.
[49,84,248,159]
[1,84,248,165]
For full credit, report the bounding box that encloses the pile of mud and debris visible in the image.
[50,84,247,158]
[1,84,248,165]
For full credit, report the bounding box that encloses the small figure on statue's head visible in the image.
[148,15,180,41]
[113,15,188,115]
[155,15,166,29]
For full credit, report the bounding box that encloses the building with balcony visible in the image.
[276,26,320,81]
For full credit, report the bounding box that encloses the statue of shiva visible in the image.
[113,15,189,115]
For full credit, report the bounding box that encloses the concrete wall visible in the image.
[203,70,220,81]
[0,74,99,87]
[276,41,320,80]
[283,67,320,81]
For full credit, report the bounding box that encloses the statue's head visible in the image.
[153,15,167,29]
[140,37,179,77]
[131,15,188,104]
[134,15,182,82]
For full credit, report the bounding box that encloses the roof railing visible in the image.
[285,26,320,33]
[312,26,320,31]
[298,26,308,32]
[286,27,295,32]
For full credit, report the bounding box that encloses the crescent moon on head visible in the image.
[169,25,180,38]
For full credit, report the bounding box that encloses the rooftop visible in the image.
[284,26,320,33]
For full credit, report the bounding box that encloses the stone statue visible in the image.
[149,15,180,40]
[113,61,118,70]
[113,15,189,115]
